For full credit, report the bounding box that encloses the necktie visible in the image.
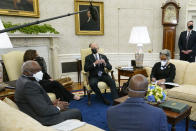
[95,54,102,77]
[186,31,190,49]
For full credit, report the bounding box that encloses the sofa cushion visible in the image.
[3,97,19,110]
[183,62,196,85]
[0,100,55,131]
[167,84,196,103]
[169,59,189,84]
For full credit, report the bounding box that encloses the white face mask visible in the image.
[33,71,43,82]
[161,60,168,67]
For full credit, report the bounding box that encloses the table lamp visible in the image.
[0,18,13,48]
[128,26,150,67]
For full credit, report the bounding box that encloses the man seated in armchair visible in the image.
[84,43,119,105]
[14,60,82,126]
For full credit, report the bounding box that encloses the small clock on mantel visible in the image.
[162,0,180,58]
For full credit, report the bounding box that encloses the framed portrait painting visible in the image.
[0,0,39,17]
[75,1,104,35]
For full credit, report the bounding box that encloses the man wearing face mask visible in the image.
[150,49,176,89]
[15,61,82,126]
[178,20,196,62]
[84,43,119,105]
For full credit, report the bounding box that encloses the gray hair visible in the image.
[187,20,193,26]
[21,60,38,74]
[160,49,171,59]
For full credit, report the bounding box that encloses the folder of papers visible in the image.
[50,119,86,131]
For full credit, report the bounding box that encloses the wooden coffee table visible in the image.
[114,96,192,131]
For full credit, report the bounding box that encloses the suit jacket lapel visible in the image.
[90,54,96,63]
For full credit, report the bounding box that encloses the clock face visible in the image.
[164,4,177,24]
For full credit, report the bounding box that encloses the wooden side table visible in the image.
[0,88,15,100]
[0,81,16,100]
[117,67,147,87]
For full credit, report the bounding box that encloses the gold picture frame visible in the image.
[75,1,104,35]
[0,0,39,18]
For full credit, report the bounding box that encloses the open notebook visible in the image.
[50,119,86,131]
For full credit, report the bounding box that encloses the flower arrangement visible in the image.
[146,84,167,103]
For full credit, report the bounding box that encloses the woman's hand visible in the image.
[151,77,156,82]
[157,79,166,85]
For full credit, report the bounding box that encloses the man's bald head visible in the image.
[90,43,99,49]
[128,74,148,98]
[22,60,41,76]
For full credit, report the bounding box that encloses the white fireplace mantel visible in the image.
[8,33,61,79]
[8,33,61,38]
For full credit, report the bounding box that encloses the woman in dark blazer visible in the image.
[150,49,176,89]
[23,49,80,102]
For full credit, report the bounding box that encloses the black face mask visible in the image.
[91,48,97,54]
[188,25,193,30]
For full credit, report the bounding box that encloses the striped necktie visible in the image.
[186,31,190,49]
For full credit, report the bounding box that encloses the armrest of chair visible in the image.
[105,68,116,80]
[143,66,152,83]
[82,71,89,86]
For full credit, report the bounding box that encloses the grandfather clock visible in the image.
[162,0,180,58]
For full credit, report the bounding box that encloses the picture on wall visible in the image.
[0,0,39,17]
[75,1,104,35]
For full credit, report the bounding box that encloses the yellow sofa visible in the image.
[145,59,196,121]
[0,98,104,131]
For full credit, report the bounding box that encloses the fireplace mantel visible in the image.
[8,34,61,38]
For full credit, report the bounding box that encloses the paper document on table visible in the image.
[151,82,179,87]
[121,66,133,71]
[163,82,179,87]
[50,119,86,131]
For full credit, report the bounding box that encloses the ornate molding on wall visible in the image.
[187,0,196,10]
[189,0,196,6]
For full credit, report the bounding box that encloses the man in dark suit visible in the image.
[178,20,196,62]
[107,74,168,131]
[15,60,82,126]
[84,43,118,105]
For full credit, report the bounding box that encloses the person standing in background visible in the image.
[178,20,196,62]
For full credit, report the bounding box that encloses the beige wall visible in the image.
[0,0,192,80]
[1,0,188,54]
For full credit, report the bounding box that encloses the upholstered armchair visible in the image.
[80,48,118,105]
[2,51,56,102]
[2,51,24,81]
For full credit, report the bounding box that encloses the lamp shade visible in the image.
[0,18,13,48]
[128,26,151,46]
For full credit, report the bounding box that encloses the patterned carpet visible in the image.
[69,93,196,131]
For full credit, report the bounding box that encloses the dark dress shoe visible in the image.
[103,98,110,105]
[192,124,196,129]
